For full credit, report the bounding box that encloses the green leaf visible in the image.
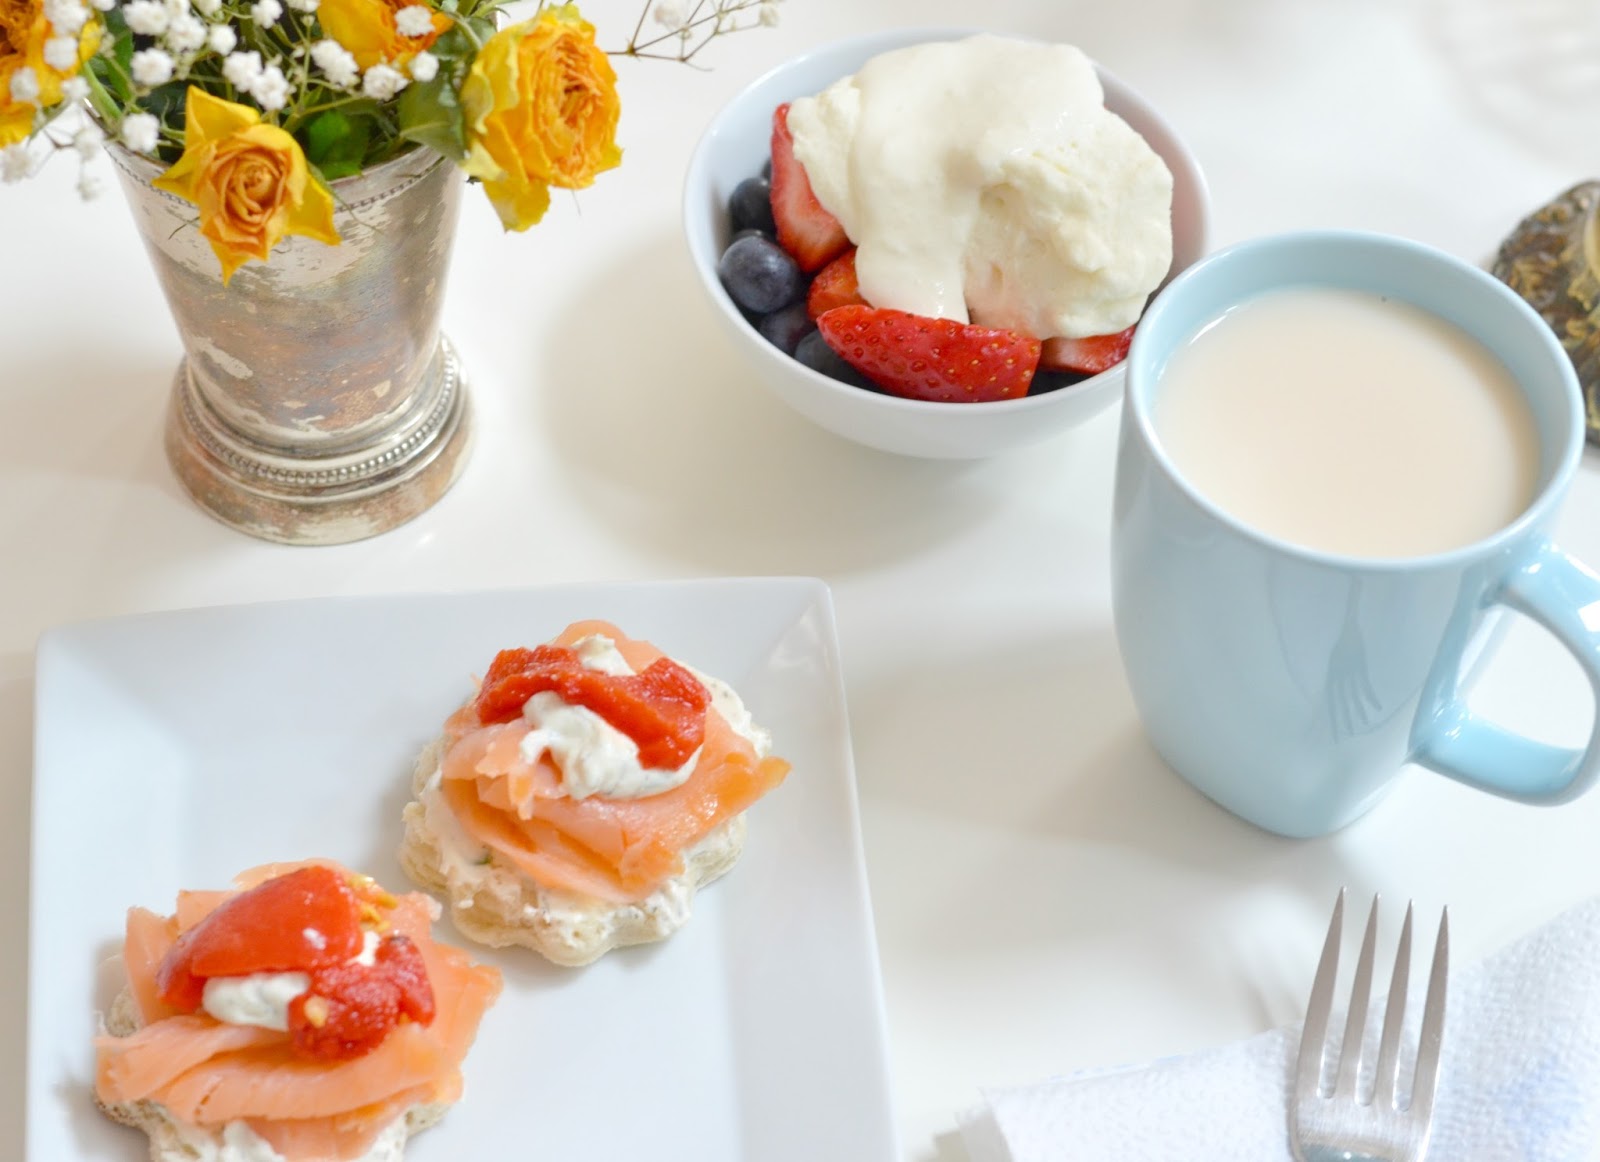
[303,107,374,176]
[396,74,468,162]
[315,158,364,181]
[91,8,136,105]
[141,81,185,125]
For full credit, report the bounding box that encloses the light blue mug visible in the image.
[1112,230,1600,837]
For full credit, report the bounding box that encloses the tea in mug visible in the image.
[1152,286,1539,559]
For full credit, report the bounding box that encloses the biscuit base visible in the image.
[95,987,447,1162]
[399,734,747,967]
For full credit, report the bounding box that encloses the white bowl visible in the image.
[683,27,1213,459]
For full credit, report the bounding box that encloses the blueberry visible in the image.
[731,227,767,245]
[1028,370,1090,396]
[729,176,775,236]
[757,302,815,355]
[795,330,874,389]
[718,234,804,315]
[761,158,772,181]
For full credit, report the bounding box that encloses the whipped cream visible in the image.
[786,34,1174,340]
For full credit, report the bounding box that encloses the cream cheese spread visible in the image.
[200,972,309,1032]
[200,931,381,1029]
[518,690,701,800]
[786,34,1174,340]
[167,1108,408,1162]
[514,633,769,801]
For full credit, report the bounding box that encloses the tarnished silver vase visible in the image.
[109,144,473,545]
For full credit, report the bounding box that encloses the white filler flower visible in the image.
[222,48,264,89]
[8,66,40,105]
[130,47,175,86]
[310,39,357,88]
[42,35,79,70]
[393,4,432,36]
[122,0,170,35]
[0,143,36,183]
[407,49,437,82]
[251,63,289,110]
[360,62,407,100]
[121,112,160,153]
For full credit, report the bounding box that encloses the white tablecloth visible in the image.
[7,1,1600,1157]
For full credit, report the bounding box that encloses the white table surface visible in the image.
[7,0,1600,1158]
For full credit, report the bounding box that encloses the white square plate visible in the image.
[29,578,899,1161]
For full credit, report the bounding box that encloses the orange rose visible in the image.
[0,0,99,146]
[153,87,340,284]
[317,0,449,70]
[461,3,621,232]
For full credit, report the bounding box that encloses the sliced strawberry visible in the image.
[1039,325,1136,374]
[816,306,1041,403]
[807,248,865,318]
[770,103,849,272]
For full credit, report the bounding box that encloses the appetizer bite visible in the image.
[94,861,502,1162]
[718,33,1175,400]
[401,620,790,966]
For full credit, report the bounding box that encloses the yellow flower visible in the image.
[153,87,340,285]
[461,3,621,232]
[318,0,449,70]
[0,0,100,147]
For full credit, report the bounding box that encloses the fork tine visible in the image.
[1297,889,1344,1099]
[1409,908,1450,1122]
[1334,895,1379,1098]
[1373,901,1413,1108]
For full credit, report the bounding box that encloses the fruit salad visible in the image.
[715,34,1175,403]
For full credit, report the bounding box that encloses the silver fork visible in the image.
[1289,890,1450,1162]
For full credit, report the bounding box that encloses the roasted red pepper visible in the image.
[474,644,710,768]
[154,866,435,1062]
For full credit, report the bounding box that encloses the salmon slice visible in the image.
[174,890,232,932]
[441,779,638,902]
[437,623,790,901]
[246,1080,447,1160]
[150,1021,448,1123]
[443,721,563,819]
[96,867,502,1157]
[122,907,181,1025]
[97,1017,286,1103]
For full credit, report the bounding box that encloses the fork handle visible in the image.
[1413,538,1600,802]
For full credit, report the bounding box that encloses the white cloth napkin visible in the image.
[959,897,1600,1162]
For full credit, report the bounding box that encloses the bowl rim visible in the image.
[682,25,1214,415]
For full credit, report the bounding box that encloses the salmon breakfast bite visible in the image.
[93,860,502,1162]
[399,620,791,966]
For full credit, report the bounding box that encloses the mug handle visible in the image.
[1413,539,1600,801]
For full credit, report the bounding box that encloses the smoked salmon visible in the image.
[95,860,502,1161]
[401,621,791,964]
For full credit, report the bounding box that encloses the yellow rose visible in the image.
[0,0,100,146]
[461,3,621,232]
[153,87,340,285]
[317,0,449,70]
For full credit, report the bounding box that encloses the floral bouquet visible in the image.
[0,0,777,281]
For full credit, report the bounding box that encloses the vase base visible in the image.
[164,335,474,546]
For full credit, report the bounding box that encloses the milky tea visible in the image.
[1152,286,1541,559]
